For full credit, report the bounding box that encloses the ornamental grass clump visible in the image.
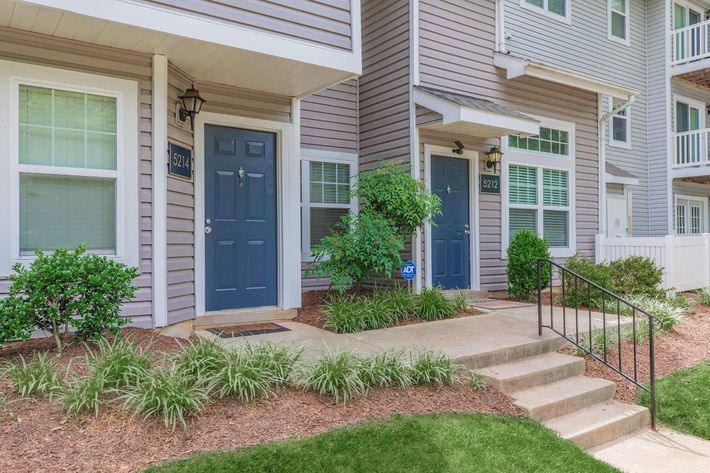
[58,373,104,416]
[216,349,275,401]
[697,287,710,306]
[242,342,302,386]
[172,337,226,385]
[410,351,459,387]
[302,350,366,404]
[4,352,62,398]
[323,294,367,333]
[452,292,469,313]
[378,286,415,320]
[120,366,211,431]
[358,351,412,388]
[86,336,151,389]
[415,287,455,321]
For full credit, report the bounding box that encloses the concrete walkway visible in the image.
[591,428,710,472]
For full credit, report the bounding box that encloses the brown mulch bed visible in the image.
[0,328,522,473]
[296,289,483,331]
[561,299,710,403]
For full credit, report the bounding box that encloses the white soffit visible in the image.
[494,53,639,101]
[412,86,540,138]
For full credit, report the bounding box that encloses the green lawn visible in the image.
[145,413,619,473]
[638,360,710,439]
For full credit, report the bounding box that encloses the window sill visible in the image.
[609,140,631,150]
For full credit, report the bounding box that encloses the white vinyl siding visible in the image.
[609,0,630,45]
[521,0,571,23]
[503,117,576,258]
[300,151,357,260]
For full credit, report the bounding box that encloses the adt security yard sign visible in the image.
[401,261,416,281]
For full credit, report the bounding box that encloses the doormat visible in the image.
[471,298,534,310]
[207,323,290,338]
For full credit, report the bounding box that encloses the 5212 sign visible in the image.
[168,143,192,180]
[480,174,500,194]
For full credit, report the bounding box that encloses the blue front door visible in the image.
[204,125,277,311]
[431,156,470,289]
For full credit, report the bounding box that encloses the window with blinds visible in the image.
[542,169,568,206]
[509,165,537,205]
[301,158,355,259]
[18,84,118,253]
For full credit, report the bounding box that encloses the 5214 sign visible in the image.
[480,174,500,194]
[168,143,192,180]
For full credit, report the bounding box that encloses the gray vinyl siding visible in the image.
[0,26,154,328]
[358,0,411,170]
[135,0,354,51]
[506,0,651,236]
[418,0,599,290]
[646,0,670,236]
[301,79,359,153]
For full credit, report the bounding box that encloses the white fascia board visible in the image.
[412,87,540,136]
[672,166,710,179]
[493,52,638,101]
[605,172,639,186]
[24,0,362,75]
[671,58,710,77]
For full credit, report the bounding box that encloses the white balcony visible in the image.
[672,128,710,177]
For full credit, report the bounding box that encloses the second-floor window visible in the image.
[609,0,629,44]
[609,98,631,148]
[521,0,570,22]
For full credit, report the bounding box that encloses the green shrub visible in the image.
[173,337,226,384]
[0,246,138,352]
[506,230,551,301]
[120,367,211,430]
[469,373,488,391]
[560,254,613,308]
[309,212,405,292]
[608,256,664,297]
[323,294,367,333]
[358,351,412,388]
[242,342,302,386]
[59,374,104,416]
[415,287,455,321]
[377,286,415,320]
[87,336,151,389]
[301,350,366,404]
[216,350,275,401]
[697,288,710,306]
[410,351,459,387]
[0,297,34,349]
[4,352,62,398]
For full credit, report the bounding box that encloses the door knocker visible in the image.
[238,166,245,187]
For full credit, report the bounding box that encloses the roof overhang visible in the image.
[412,87,540,138]
[494,53,639,101]
[605,172,639,186]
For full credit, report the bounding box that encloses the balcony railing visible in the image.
[671,21,710,66]
[673,128,710,168]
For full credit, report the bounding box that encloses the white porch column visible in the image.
[152,54,168,327]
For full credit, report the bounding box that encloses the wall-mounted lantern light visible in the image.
[178,85,206,131]
[486,146,503,174]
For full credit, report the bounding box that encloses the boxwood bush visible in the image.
[506,230,551,301]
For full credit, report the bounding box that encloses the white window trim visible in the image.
[608,97,631,149]
[300,149,358,261]
[674,194,708,235]
[673,94,707,132]
[502,115,577,258]
[608,0,631,46]
[673,0,706,30]
[520,0,572,25]
[0,59,139,276]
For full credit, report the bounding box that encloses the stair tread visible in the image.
[476,352,583,380]
[544,401,649,438]
[512,376,616,409]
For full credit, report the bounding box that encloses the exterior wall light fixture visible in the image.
[178,84,206,131]
[486,146,503,173]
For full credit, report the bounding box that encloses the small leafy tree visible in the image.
[507,230,551,301]
[0,246,138,352]
[354,162,441,235]
[309,212,404,292]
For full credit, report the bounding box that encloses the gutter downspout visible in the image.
[598,95,635,237]
[495,0,508,53]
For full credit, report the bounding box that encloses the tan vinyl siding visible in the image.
[0,26,154,328]
[418,0,599,290]
[359,0,410,169]
[135,0,353,51]
[301,79,359,153]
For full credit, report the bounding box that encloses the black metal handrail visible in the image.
[536,259,657,429]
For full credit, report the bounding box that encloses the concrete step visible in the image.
[475,353,585,393]
[512,376,616,421]
[544,401,650,450]
[457,336,568,370]
[193,307,296,329]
